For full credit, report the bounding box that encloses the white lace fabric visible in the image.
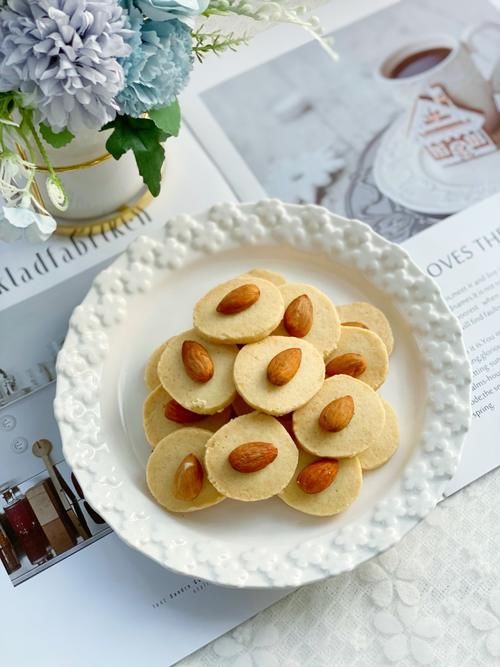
[180,466,500,666]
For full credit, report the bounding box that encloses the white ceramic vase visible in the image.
[34,128,145,221]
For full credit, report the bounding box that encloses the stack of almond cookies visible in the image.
[143,269,399,517]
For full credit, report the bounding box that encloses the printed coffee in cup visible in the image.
[388,47,451,79]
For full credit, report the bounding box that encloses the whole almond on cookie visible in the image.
[342,321,369,330]
[297,459,339,494]
[174,453,204,500]
[216,284,260,314]
[325,352,367,379]
[164,399,204,424]
[228,442,278,473]
[267,347,302,386]
[284,294,313,337]
[319,395,354,432]
[182,340,214,383]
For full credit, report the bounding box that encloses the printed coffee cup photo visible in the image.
[372,20,500,204]
[376,23,500,134]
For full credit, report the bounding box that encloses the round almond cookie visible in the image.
[193,276,284,344]
[146,428,225,513]
[279,449,362,516]
[337,302,394,355]
[157,329,238,415]
[143,385,232,448]
[233,336,325,416]
[144,338,171,390]
[293,375,385,458]
[325,326,389,390]
[273,283,341,359]
[358,397,400,470]
[205,413,298,501]
[240,268,287,287]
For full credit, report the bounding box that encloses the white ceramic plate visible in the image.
[374,116,500,214]
[54,200,471,588]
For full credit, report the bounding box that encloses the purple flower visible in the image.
[0,0,132,132]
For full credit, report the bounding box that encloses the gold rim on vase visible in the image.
[17,144,158,236]
[35,152,112,172]
[54,188,154,236]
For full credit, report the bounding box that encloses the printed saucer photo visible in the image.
[374,114,500,215]
[54,201,471,588]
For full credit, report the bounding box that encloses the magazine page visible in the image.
[184,0,500,242]
[404,194,500,496]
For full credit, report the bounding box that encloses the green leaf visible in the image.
[149,99,181,137]
[39,123,74,148]
[103,116,168,197]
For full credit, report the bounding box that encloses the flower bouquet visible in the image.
[0,0,329,241]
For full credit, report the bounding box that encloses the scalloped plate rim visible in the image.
[54,200,472,588]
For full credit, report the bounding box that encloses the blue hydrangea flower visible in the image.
[134,0,209,21]
[117,17,193,117]
[120,1,144,81]
[0,0,132,133]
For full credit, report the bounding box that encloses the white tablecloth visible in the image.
[180,466,500,666]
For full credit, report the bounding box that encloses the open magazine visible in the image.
[1,0,500,665]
